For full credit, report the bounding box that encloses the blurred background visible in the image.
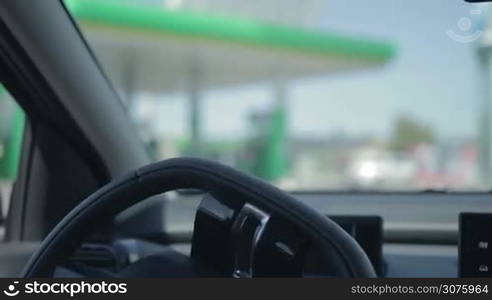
[0,88,23,220]
[3,0,492,217]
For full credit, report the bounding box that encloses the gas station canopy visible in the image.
[66,0,396,94]
[64,0,397,174]
[1,0,398,182]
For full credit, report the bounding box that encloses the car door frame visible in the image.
[0,0,150,241]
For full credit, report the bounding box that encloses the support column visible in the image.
[188,63,203,156]
[260,79,288,180]
[122,48,138,108]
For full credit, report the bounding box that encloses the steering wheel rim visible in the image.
[22,157,376,278]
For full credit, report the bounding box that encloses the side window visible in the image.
[0,85,25,237]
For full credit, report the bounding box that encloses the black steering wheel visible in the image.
[22,158,376,278]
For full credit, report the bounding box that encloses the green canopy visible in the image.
[66,0,396,93]
[66,0,396,180]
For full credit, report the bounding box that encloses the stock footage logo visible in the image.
[2,281,20,297]
[1,280,128,298]
[446,9,483,43]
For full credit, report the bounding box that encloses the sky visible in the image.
[132,0,491,142]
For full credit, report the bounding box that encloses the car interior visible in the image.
[1,0,492,278]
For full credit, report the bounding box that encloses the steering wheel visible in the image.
[22,158,376,278]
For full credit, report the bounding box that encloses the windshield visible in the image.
[69,0,492,192]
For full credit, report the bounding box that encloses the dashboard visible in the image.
[123,193,489,278]
[0,193,491,277]
[157,192,492,278]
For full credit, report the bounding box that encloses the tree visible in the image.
[391,115,435,150]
